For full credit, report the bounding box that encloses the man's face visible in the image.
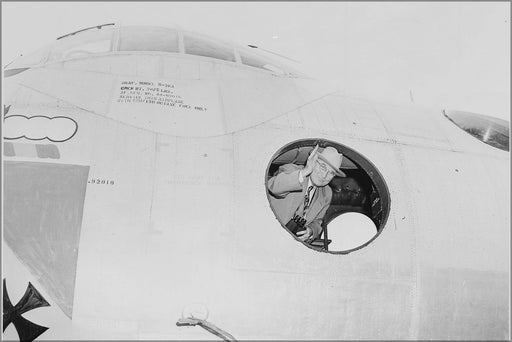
[310,160,336,187]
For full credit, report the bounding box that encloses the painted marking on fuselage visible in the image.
[3,279,50,342]
[3,142,60,159]
[4,142,15,157]
[115,80,208,111]
[4,115,78,142]
[4,161,89,318]
[87,178,115,185]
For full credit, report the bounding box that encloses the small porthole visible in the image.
[265,139,390,254]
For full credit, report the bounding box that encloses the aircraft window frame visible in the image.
[443,109,510,151]
[265,138,391,254]
[111,27,121,52]
[178,31,185,54]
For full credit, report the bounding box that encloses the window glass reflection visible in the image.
[444,110,509,151]
[119,27,179,53]
[184,34,235,62]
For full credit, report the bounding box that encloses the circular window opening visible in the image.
[265,139,390,254]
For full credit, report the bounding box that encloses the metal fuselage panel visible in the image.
[2,55,509,340]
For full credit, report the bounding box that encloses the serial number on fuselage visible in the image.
[88,179,115,185]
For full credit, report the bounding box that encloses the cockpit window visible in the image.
[5,24,305,79]
[184,33,236,62]
[443,110,510,151]
[49,27,114,61]
[119,26,179,53]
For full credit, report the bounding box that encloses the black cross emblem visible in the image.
[3,279,50,342]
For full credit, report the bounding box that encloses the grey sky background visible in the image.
[2,2,510,120]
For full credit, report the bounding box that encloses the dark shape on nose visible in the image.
[3,278,50,342]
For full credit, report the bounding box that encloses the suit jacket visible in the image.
[267,163,332,241]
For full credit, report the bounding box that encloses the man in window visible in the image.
[267,145,345,243]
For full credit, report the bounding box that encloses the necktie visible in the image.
[303,186,314,215]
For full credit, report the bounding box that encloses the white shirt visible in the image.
[298,169,317,200]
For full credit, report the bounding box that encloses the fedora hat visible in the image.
[317,146,346,177]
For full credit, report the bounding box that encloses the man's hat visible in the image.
[317,146,346,177]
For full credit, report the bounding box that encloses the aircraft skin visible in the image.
[2,24,510,340]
